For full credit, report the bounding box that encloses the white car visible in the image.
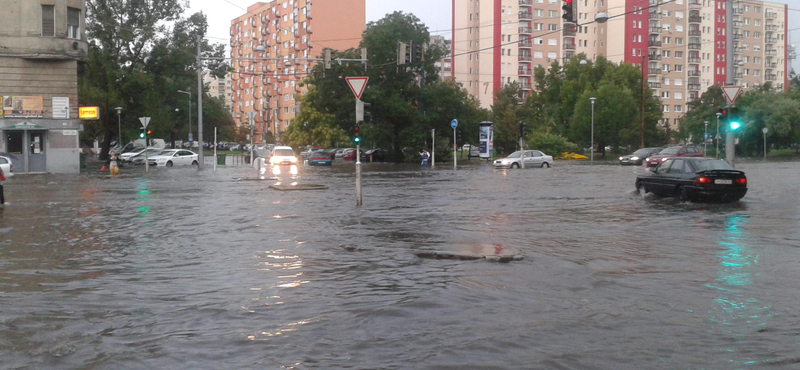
[0,156,14,178]
[493,150,553,169]
[147,149,199,167]
[130,148,165,165]
[120,147,160,162]
[270,146,297,166]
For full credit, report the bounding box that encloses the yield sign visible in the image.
[139,117,151,128]
[346,77,369,100]
[722,86,742,105]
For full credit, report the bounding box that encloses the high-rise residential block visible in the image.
[452,0,789,131]
[230,0,365,143]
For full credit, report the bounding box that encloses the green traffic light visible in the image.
[730,121,741,130]
[139,132,145,138]
[354,137,361,143]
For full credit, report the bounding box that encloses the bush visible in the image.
[526,132,577,155]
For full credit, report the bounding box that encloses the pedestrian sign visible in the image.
[451,119,458,129]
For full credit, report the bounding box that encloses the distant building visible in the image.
[204,71,233,118]
[230,0,365,143]
[0,0,87,174]
[430,35,453,81]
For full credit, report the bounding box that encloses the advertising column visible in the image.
[479,121,494,159]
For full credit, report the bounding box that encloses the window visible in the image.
[675,78,683,86]
[674,105,683,112]
[675,64,683,72]
[661,91,670,98]
[67,8,81,39]
[548,10,557,18]
[548,38,557,46]
[534,23,543,30]
[662,105,670,112]
[41,5,55,37]
[668,159,685,174]
[548,24,557,31]
[675,92,683,100]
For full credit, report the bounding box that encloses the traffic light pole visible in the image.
[355,99,362,207]
[725,0,735,167]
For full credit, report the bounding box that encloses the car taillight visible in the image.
[735,178,747,185]
[9,164,12,173]
[694,177,711,185]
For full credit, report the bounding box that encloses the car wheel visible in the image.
[677,186,690,202]
[636,180,646,194]
[192,160,198,166]
[511,163,519,169]
[166,161,173,167]
[541,162,550,168]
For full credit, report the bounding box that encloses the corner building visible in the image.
[230,1,365,143]
[452,0,788,131]
[0,0,87,174]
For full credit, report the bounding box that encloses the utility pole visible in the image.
[247,111,256,167]
[704,121,708,158]
[715,112,722,159]
[590,97,596,165]
[725,0,735,167]
[196,35,205,170]
[115,107,122,146]
[640,55,646,148]
[431,129,435,168]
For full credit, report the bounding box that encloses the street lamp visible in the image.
[177,89,192,143]
[715,112,722,159]
[114,107,122,146]
[590,97,596,164]
[704,121,708,158]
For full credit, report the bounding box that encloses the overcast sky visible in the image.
[186,0,797,71]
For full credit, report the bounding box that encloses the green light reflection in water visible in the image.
[135,179,151,220]
[706,214,772,366]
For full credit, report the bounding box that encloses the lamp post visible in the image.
[114,107,122,146]
[177,89,192,143]
[715,112,722,159]
[590,97,596,164]
[703,121,708,158]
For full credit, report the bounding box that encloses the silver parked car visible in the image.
[493,150,554,169]
[0,156,14,178]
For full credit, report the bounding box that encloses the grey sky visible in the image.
[186,0,797,72]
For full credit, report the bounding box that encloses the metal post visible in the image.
[763,129,767,160]
[356,143,362,206]
[431,129,435,168]
[725,0,735,167]
[704,121,708,158]
[590,97,596,164]
[144,130,149,174]
[453,127,457,170]
[640,55,646,148]
[196,35,204,170]
[248,113,255,166]
[520,137,525,169]
[716,114,721,159]
[116,108,122,146]
[214,127,218,173]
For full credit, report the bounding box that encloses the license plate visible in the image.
[715,179,732,184]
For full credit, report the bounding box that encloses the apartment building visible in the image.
[430,35,454,80]
[230,0,365,143]
[0,0,87,174]
[204,72,233,117]
[452,0,789,130]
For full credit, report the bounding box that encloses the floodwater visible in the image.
[1,158,799,369]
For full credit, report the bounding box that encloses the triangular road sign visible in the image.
[346,77,369,100]
[722,86,742,105]
[139,117,151,128]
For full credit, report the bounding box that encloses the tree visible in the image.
[491,83,523,154]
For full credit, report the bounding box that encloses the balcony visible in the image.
[519,55,532,62]
[648,40,662,47]
[519,27,532,34]
[519,83,532,90]
[732,21,743,28]
[688,84,701,91]
[766,12,777,19]
[766,74,777,81]
[518,68,532,76]
[766,25,779,31]
[688,43,701,50]
[688,57,701,64]
[687,70,701,77]
[564,43,576,51]
[733,33,743,40]
[735,72,744,78]
[733,47,744,54]
[563,26,577,37]
[688,16,702,24]
[765,37,777,44]
[649,12,662,20]
[519,40,532,48]
[765,49,777,56]
[688,30,701,36]
[519,0,532,5]
[733,7,744,14]
[649,26,661,34]
[688,0,702,8]
[519,12,532,20]
[648,53,661,61]
[648,68,662,75]
[766,62,777,68]
[648,82,662,89]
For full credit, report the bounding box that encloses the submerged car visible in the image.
[619,147,663,166]
[636,158,747,202]
[307,150,333,166]
[270,146,298,166]
[147,150,199,167]
[493,150,553,169]
[645,146,704,168]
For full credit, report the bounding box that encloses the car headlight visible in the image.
[270,157,277,164]
[290,157,297,163]
[631,156,639,161]
[662,157,669,161]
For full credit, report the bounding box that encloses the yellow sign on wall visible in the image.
[79,106,100,120]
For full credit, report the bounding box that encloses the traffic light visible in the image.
[562,0,575,23]
[324,49,332,69]
[728,107,741,130]
[457,129,462,144]
[519,122,527,137]
[146,129,152,136]
[354,123,361,143]
[363,102,372,122]
[139,131,145,138]
[397,42,408,65]
[412,43,423,63]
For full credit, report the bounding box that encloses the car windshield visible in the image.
[633,149,652,156]
[507,151,522,158]
[695,159,734,171]
[274,149,294,156]
[659,148,680,155]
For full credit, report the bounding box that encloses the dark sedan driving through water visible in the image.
[635,158,747,202]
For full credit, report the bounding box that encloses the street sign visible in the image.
[451,119,458,129]
[762,127,769,134]
[722,86,742,105]
[346,77,369,100]
[704,132,709,139]
[79,106,100,120]
[189,133,193,142]
[138,117,151,128]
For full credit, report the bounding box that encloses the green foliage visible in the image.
[491,83,523,154]
[526,132,577,155]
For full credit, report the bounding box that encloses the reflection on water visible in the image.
[1,161,799,369]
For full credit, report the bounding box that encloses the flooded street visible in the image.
[2,160,800,369]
